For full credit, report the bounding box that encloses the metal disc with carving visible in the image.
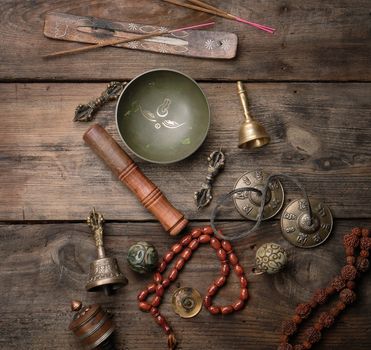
[281,198,333,248]
[171,287,202,318]
[233,170,284,221]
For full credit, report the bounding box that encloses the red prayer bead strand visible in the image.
[137,226,249,350]
[278,227,369,350]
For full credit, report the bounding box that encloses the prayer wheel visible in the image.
[69,300,115,350]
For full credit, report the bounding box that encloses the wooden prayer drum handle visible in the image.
[83,124,188,236]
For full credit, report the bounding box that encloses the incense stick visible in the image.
[163,0,275,34]
[43,21,215,58]
[189,0,275,32]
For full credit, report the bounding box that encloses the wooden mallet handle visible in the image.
[83,124,188,236]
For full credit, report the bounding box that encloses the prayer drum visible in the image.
[69,300,115,350]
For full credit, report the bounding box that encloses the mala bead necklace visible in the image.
[278,227,370,350]
[137,226,249,350]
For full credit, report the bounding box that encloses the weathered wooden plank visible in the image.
[0,0,370,81]
[0,82,370,221]
[0,220,370,349]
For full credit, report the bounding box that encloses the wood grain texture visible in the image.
[0,82,370,221]
[0,0,370,81]
[0,220,370,350]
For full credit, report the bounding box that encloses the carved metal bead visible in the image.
[255,243,288,274]
[127,241,159,274]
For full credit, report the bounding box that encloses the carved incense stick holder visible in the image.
[83,124,188,235]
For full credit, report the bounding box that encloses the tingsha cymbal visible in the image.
[281,198,333,248]
[233,170,284,221]
[172,287,202,319]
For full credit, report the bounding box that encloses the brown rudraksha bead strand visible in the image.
[137,226,249,350]
[278,227,370,350]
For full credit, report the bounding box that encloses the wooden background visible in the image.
[0,1,370,349]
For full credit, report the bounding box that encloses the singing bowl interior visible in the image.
[116,69,210,164]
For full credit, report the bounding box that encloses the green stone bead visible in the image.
[127,241,159,274]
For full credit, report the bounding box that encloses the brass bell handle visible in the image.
[87,208,106,258]
[237,81,251,122]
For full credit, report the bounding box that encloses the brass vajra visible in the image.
[194,149,225,209]
[74,81,126,122]
[87,208,105,248]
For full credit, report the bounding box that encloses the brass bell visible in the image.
[69,300,116,349]
[237,81,270,149]
[85,208,128,295]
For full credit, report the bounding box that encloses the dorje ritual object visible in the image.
[74,82,126,122]
[171,287,203,318]
[69,300,116,350]
[194,149,225,209]
[83,124,188,235]
[137,226,249,350]
[278,227,371,350]
[127,241,159,274]
[211,173,333,244]
[233,170,284,221]
[281,198,333,248]
[85,208,128,295]
[237,81,270,149]
[254,243,288,275]
[43,19,215,58]
[163,0,276,33]
[43,12,238,59]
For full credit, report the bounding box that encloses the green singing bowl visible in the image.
[116,69,210,164]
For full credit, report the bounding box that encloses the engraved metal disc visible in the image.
[281,198,333,248]
[171,287,202,319]
[233,170,284,221]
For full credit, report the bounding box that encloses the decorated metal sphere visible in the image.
[127,241,159,274]
[255,242,288,274]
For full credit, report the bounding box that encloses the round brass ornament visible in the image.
[233,170,284,221]
[171,287,202,319]
[255,243,288,274]
[281,198,333,248]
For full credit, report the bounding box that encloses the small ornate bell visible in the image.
[254,243,288,274]
[86,208,128,295]
[171,287,203,318]
[237,81,270,149]
[69,300,116,349]
[127,241,159,274]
